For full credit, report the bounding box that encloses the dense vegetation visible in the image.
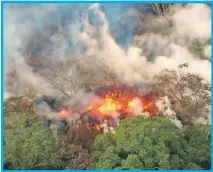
[4,99,211,170]
[90,117,210,170]
[4,63,211,170]
[3,4,211,170]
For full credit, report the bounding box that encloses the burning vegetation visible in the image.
[3,3,211,170]
[31,84,163,134]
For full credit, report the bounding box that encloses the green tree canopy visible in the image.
[90,116,210,170]
[4,119,64,170]
[181,125,211,169]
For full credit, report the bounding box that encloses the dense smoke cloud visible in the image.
[4,4,146,97]
[134,4,211,82]
[4,4,211,100]
[79,4,211,84]
[173,4,210,42]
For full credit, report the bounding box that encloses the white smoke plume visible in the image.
[172,4,210,42]
[155,96,183,128]
[127,97,143,115]
[4,4,211,125]
[4,4,211,95]
[204,45,211,59]
[78,4,211,85]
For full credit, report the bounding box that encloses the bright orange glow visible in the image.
[81,85,158,119]
[53,85,159,131]
[98,98,121,114]
[85,106,93,111]
[95,124,102,130]
[74,119,103,131]
[58,109,72,117]
[128,101,136,108]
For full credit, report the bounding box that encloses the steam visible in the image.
[4,4,211,94]
[204,45,211,59]
[127,97,143,114]
[4,4,211,125]
[172,4,210,42]
[155,96,183,128]
[79,4,211,84]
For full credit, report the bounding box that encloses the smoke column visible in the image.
[4,4,211,99]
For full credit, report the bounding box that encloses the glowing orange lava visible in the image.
[57,109,72,118]
[81,85,158,119]
[53,85,159,131]
[98,98,121,113]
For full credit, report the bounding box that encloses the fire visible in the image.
[79,85,159,121]
[128,100,136,108]
[75,119,103,131]
[95,124,102,130]
[84,106,93,111]
[98,98,122,114]
[57,108,72,118]
[36,85,159,133]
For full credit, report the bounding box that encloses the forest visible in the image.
[3,3,211,170]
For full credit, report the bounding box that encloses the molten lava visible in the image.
[80,84,158,120]
[33,85,159,132]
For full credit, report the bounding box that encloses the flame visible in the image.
[58,109,72,117]
[76,120,83,129]
[98,97,121,114]
[86,122,90,130]
[74,119,103,131]
[81,85,158,119]
[128,100,136,108]
[95,124,102,130]
[85,106,93,111]
[48,85,159,132]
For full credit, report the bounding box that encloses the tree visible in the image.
[4,96,34,117]
[5,67,38,99]
[59,121,103,152]
[4,98,93,170]
[149,4,174,16]
[90,116,183,170]
[90,116,211,170]
[152,64,210,125]
[148,4,188,17]
[37,61,82,98]
[4,119,64,170]
[37,57,118,98]
[5,69,20,97]
[188,39,204,57]
[63,144,91,170]
[181,125,211,169]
